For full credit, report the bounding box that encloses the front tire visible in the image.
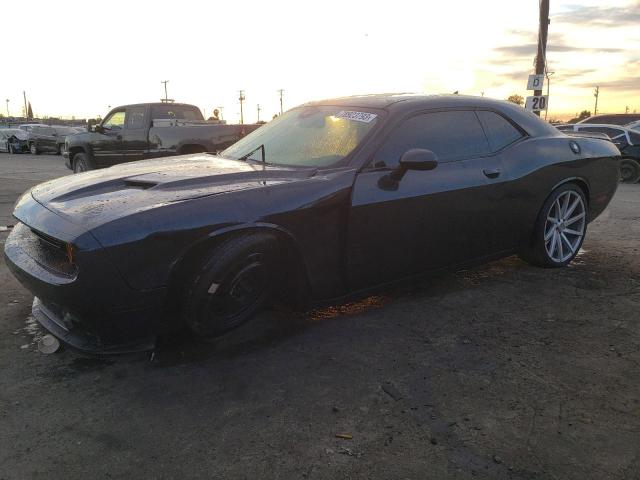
[520,184,587,268]
[72,153,91,173]
[183,233,278,338]
[620,158,640,184]
[29,143,39,155]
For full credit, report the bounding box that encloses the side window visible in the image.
[103,111,126,130]
[126,106,146,129]
[372,111,489,168]
[629,132,640,145]
[579,126,622,138]
[477,111,523,151]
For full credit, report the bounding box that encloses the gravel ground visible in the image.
[0,153,638,479]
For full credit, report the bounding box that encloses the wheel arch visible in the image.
[550,176,590,206]
[166,223,312,310]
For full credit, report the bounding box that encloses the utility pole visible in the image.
[277,89,284,115]
[256,104,261,123]
[534,0,550,117]
[594,86,600,115]
[23,91,28,120]
[238,90,245,124]
[161,80,169,102]
[5,99,9,118]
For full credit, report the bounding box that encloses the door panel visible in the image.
[92,110,125,167]
[121,105,149,162]
[348,157,505,291]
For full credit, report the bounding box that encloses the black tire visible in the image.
[620,158,640,184]
[29,143,39,155]
[72,153,91,173]
[519,183,588,268]
[183,233,278,338]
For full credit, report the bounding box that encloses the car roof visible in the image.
[562,123,631,133]
[305,93,558,137]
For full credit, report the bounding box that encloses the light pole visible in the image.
[5,99,9,118]
[277,89,284,115]
[239,90,245,124]
[256,104,261,123]
[594,86,600,115]
[545,71,555,120]
[161,80,169,102]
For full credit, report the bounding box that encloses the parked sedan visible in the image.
[51,126,83,154]
[0,129,29,153]
[4,94,620,354]
[557,123,640,183]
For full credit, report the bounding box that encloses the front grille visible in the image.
[12,222,78,278]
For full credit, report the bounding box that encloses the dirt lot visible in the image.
[0,153,638,480]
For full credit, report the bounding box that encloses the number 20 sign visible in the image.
[525,95,548,112]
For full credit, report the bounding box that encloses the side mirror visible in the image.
[378,149,438,191]
[399,148,439,172]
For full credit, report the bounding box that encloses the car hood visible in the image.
[30,153,316,229]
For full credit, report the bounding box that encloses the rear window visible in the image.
[151,105,203,121]
[477,111,523,151]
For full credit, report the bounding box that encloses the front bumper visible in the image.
[32,297,156,354]
[4,200,171,354]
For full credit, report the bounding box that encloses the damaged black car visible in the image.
[4,94,620,353]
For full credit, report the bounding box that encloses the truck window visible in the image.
[126,106,146,129]
[151,105,203,121]
[103,111,126,130]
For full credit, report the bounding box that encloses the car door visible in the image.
[121,105,149,162]
[39,126,58,152]
[347,110,508,291]
[92,109,126,167]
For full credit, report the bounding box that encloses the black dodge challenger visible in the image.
[4,94,620,353]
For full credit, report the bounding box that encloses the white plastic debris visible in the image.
[38,334,61,354]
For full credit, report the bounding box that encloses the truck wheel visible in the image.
[620,159,640,184]
[182,233,278,338]
[73,153,91,173]
[30,143,39,155]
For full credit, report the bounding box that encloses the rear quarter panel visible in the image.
[502,135,619,246]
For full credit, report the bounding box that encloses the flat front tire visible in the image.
[183,233,278,338]
[520,183,587,268]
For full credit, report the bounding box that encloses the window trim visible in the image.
[102,109,126,129]
[363,107,528,171]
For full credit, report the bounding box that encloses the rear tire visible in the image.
[620,158,640,184]
[519,183,587,268]
[72,153,91,173]
[183,233,278,338]
[29,143,39,155]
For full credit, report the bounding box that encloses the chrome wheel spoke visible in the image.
[565,212,585,226]
[560,232,575,254]
[544,226,555,241]
[565,197,581,218]
[563,227,582,236]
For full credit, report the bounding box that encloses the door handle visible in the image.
[483,168,501,179]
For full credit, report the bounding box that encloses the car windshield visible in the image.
[220,105,380,167]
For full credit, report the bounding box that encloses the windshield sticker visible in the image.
[335,111,378,123]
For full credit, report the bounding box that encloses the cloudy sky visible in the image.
[2,0,638,122]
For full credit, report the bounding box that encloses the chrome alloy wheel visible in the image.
[544,190,586,263]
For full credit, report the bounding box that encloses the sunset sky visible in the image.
[2,0,639,122]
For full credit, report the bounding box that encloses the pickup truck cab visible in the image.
[64,103,259,172]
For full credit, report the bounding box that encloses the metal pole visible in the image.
[161,80,169,102]
[594,86,599,115]
[257,104,261,123]
[534,0,550,117]
[23,91,27,119]
[278,89,284,115]
[239,90,245,124]
[5,99,9,117]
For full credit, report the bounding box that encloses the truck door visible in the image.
[93,109,125,167]
[121,105,149,162]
